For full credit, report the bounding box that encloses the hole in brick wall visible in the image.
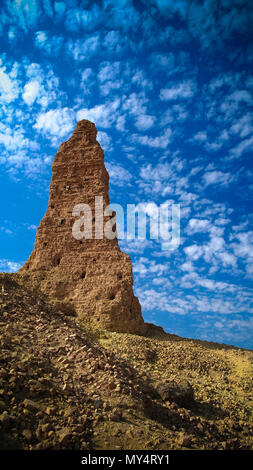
[26,265,29,270]
[53,257,61,266]
[58,218,65,226]
[93,258,96,262]
[118,273,122,280]
[79,240,82,244]
[109,294,115,300]
[43,242,47,247]
[81,271,86,279]
[51,204,54,209]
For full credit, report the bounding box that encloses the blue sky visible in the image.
[0,0,253,349]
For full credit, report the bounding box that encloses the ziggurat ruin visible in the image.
[19,120,147,335]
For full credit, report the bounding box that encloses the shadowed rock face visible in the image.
[19,120,147,335]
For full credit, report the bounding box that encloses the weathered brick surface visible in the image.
[19,120,146,335]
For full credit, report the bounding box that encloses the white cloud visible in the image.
[216,251,237,268]
[0,65,20,103]
[76,100,120,128]
[119,238,153,254]
[180,271,238,292]
[184,244,203,260]
[67,35,100,61]
[35,30,47,46]
[202,170,235,187]
[131,69,153,90]
[160,80,196,101]
[137,283,253,318]
[136,288,189,315]
[230,113,253,138]
[116,115,126,132]
[180,260,195,272]
[215,217,230,226]
[22,80,40,105]
[231,231,253,259]
[229,136,253,159]
[150,52,175,69]
[132,128,171,149]
[34,31,64,54]
[138,159,189,198]
[97,131,112,151]
[203,235,225,261]
[187,218,211,234]
[161,104,189,125]
[98,62,120,83]
[232,221,249,232]
[140,162,171,183]
[184,226,237,271]
[0,259,22,272]
[21,62,64,109]
[105,162,132,186]
[192,131,208,142]
[135,114,155,131]
[224,90,253,106]
[34,108,75,138]
[122,92,148,117]
[0,124,39,153]
[100,80,122,96]
[103,30,121,49]
[133,259,148,276]
[133,257,168,277]
[81,68,94,83]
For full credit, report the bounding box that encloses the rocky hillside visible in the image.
[0,272,252,450]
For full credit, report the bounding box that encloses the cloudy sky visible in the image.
[0,0,253,349]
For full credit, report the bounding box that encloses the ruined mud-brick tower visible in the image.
[19,120,146,335]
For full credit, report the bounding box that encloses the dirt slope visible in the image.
[0,273,252,450]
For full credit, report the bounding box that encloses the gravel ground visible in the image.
[0,272,252,450]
